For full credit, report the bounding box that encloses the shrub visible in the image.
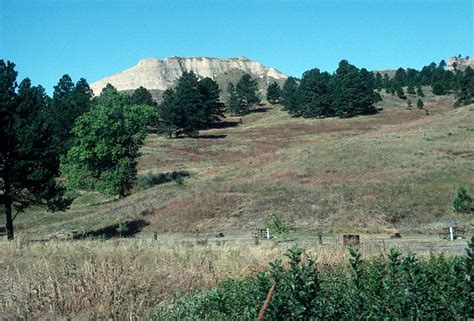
[137,170,190,189]
[265,212,290,237]
[154,239,474,320]
[453,187,473,213]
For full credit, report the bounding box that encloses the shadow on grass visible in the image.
[83,218,149,239]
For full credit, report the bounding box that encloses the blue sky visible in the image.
[0,0,472,94]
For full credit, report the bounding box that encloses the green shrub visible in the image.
[153,238,474,320]
[265,212,290,238]
[453,187,473,213]
[136,170,190,189]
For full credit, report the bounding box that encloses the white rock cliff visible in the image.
[90,56,287,95]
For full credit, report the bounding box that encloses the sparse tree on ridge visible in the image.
[416,86,425,97]
[417,98,424,109]
[0,60,71,240]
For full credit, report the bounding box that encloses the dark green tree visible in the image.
[297,68,333,118]
[432,81,446,95]
[131,86,157,107]
[374,72,383,91]
[281,77,299,115]
[236,73,260,114]
[416,86,425,97]
[0,61,71,240]
[198,77,223,125]
[452,187,473,213]
[454,67,474,107]
[266,82,281,104]
[227,83,240,116]
[157,89,178,137]
[62,86,154,198]
[394,68,407,86]
[407,83,416,94]
[394,82,406,99]
[417,98,424,109]
[46,75,93,154]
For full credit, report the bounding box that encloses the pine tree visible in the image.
[131,86,157,107]
[454,67,474,107]
[157,89,178,138]
[432,81,446,95]
[266,82,281,104]
[227,83,240,116]
[198,77,223,125]
[236,74,260,114]
[0,60,71,240]
[416,86,425,97]
[407,83,415,94]
[281,77,299,115]
[417,98,424,109]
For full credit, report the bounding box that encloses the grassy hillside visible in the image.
[3,88,474,239]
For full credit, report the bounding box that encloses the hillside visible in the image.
[4,89,474,239]
[90,56,287,99]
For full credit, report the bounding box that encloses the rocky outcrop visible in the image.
[90,56,287,95]
[447,57,474,71]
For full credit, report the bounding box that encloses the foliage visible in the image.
[136,170,190,189]
[288,60,379,118]
[454,67,474,107]
[155,241,474,320]
[0,60,71,240]
[281,77,299,115]
[227,82,240,115]
[417,98,424,109]
[116,222,129,237]
[266,82,281,104]
[236,73,260,114]
[46,74,93,154]
[62,85,154,198]
[453,187,473,213]
[156,72,224,137]
[131,86,157,107]
[264,212,290,237]
[416,85,425,97]
[432,81,447,95]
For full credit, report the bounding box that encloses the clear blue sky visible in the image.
[1,0,472,94]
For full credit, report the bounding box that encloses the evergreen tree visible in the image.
[417,98,424,109]
[236,74,260,114]
[266,82,281,104]
[407,83,416,94]
[416,86,425,97]
[394,82,406,99]
[227,83,240,116]
[62,87,153,198]
[0,60,71,240]
[394,68,407,86]
[198,77,223,125]
[454,67,474,107]
[374,72,383,91]
[131,86,157,107]
[407,99,412,109]
[297,68,333,118]
[432,81,446,95]
[281,77,299,115]
[157,89,178,137]
[47,75,93,154]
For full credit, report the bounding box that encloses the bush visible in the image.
[137,170,190,189]
[265,212,290,238]
[453,187,473,213]
[154,239,474,320]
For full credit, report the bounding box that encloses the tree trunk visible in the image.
[3,179,14,240]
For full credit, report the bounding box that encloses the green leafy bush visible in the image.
[153,238,474,320]
[453,187,474,213]
[265,212,290,237]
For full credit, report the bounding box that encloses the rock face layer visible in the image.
[447,57,474,71]
[90,56,287,95]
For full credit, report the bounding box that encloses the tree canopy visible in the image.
[236,73,260,114]
[266,82,281,104]
[131,86,157,107]
[62,85,154,198]
[0,60,71,240]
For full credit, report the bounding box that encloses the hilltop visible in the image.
[6,88,473,239]
[90,56,287,99]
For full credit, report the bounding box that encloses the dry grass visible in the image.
[2,90,473,239]
[1,237,459,320]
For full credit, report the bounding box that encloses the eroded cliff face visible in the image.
[90,56,287,95]
[447,57,474,71]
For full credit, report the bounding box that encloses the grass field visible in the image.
[1,88,473,239]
